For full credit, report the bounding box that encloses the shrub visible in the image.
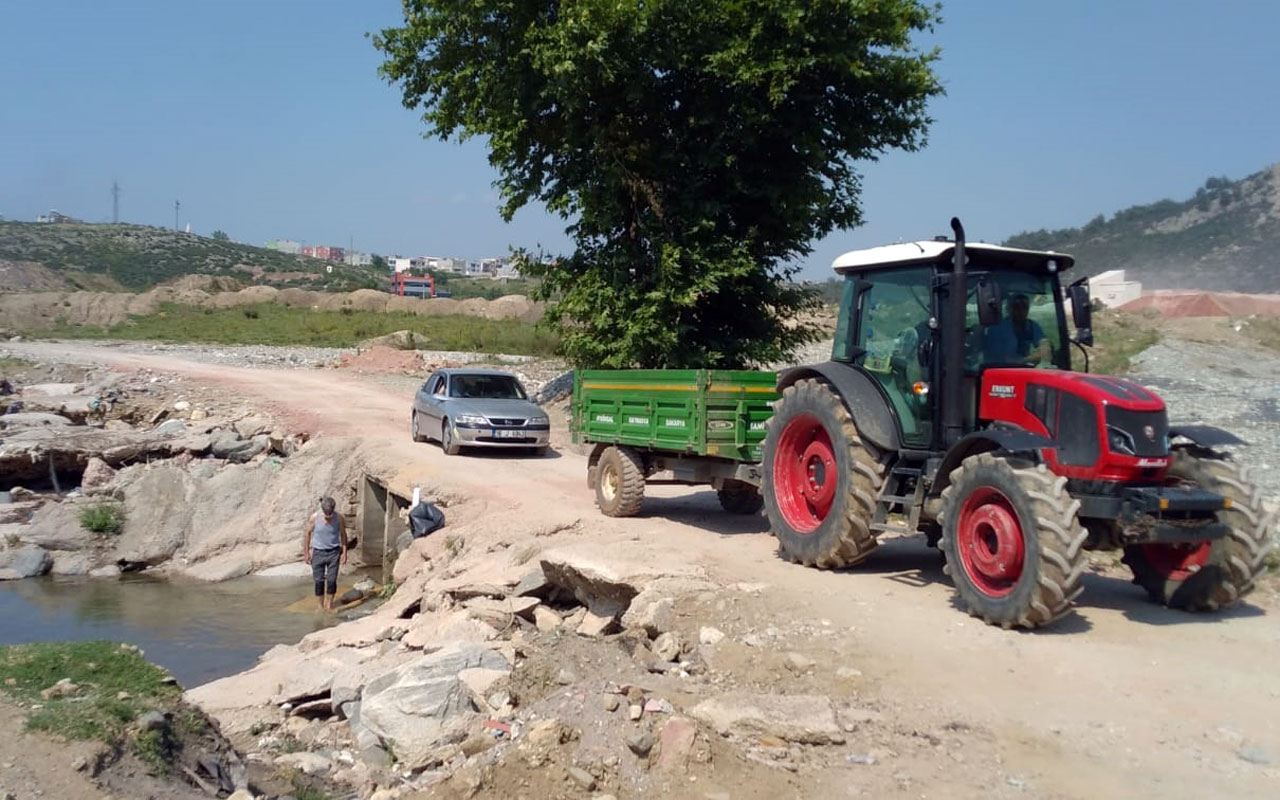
[79,503,126,534]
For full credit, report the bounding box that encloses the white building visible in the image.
[344,251,374,267]
[1089,269,1142,309]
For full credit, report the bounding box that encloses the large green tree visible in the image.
[375,0,942,367]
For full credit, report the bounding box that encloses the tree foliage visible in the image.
[375,0,942,367]
[210,229,229,241]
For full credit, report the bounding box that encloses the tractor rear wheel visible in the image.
[718,480,763,515]
[762,378,885,568]
[1122,449,1274,611]
[595,445,645,517]
[939,453,1087,629]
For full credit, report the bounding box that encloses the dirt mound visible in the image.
[0,260,72,291]
[161,274,243,293]
[275,287,320,308]
[1121,291,1280,317]
[336,346,425,375]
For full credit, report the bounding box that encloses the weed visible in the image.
[4,533,19,548]
[242,307,259,319]
[445,535,462,558]
[135,726,179,775]
[79,502,126,535]
[248,721,271,737]
[1087,310,1160,375]
[376,579,399,600]
[0,356,32,372]
[0,641,180,743]
[291,774,333,800]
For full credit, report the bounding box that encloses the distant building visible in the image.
[36,209,79,224]
[1089,269,1142,308]
[345,251,374,267]
[389,256,427,273]
[267,239,302,255]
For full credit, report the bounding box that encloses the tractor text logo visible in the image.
[988,384,1017,399]
[1143,425,1156,441]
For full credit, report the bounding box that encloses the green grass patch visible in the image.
[1086,310,1160,375]
[1241,317,1280,353]
[79,502,126,535]
[0,641,180,743]
[44,302,561,356]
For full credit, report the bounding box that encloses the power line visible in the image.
[111,181,120,224]
[174,199,180,232]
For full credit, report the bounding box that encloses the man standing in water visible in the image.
[303,496,348,612]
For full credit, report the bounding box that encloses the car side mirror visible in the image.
[976,278,1002,326]
[1069,283,1093,346]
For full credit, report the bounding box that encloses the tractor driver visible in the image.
[981,293,1052,366]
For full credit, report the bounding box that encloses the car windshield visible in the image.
[448,374,527,400]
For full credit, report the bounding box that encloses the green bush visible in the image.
[79,503,126,535]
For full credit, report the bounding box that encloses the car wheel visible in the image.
[411,410,427,443]
[441,418,461,456]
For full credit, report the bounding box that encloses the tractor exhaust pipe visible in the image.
[943,217,967,448]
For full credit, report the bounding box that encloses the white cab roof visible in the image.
[831,240,1074,274]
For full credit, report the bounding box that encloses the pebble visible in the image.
[626,732,655,757]
[784,652,815,673]
[601,694,621,713]
[1237,744,1277,766]
[566,766,596,790]
[699,626,726,646]
[555,668,577,685]
[629,705,643,721]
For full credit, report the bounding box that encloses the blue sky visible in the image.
[1,1,1277,279]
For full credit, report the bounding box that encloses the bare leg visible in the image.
[325,593,337,612]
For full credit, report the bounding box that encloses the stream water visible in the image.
[0,572,372,689]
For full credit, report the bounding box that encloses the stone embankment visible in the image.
[0,274,543,332]
[0,358,361,581]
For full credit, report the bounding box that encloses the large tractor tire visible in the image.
[762,378,885,568]
[1122,449,1274,611]
[718,480,763,515]
[595,445,645,517]
[938,453,1087,629]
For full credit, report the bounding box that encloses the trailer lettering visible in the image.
[707,420,733,431]
[664,419,686,428]
[749,422,765,431]
[594,414,615,424]
[627,416,649,425]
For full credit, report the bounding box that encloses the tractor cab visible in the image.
[761,218,1272,630]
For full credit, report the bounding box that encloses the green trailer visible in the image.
[572,369,778,517]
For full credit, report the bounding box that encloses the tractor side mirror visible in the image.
[1069,283,1093,346]
[976,278,1002,326]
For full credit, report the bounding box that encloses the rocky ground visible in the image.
[0,328,1276,799]
[1129,337,1280,503]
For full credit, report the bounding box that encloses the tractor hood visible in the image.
[981,369,1165,413]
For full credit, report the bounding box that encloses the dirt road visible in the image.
[9,340,1280,799]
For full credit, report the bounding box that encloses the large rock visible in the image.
[0,545,52,579]
[115,466,192,565]
[0,412,72,429]
[539,544,709,621]
[360,643,509,768]
[689,693,845,745]
[21,382,81,397]
[80,457,118,491]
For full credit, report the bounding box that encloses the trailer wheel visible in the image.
[1122,449,1273,611]
[939,453,1087,629]
[718,480,763,515]
[763,378,885,568]
[595,446,645,517]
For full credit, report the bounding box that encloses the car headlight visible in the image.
[1106,425,1135,455]
[528,415,550,426]
[455,414,488,426]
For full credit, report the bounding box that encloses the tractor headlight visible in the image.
[1107,425,1136,456]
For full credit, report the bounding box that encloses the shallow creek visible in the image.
[0,571,375,688]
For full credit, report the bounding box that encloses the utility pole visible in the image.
[174,199,180,232]
[111,181,120,224]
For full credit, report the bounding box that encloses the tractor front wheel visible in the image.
[762,378,885,568]
[1122,449,1273,611]
[594,445,645,517]
[718,480,763,515]
[939,453,1087,629]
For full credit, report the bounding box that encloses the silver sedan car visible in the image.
[410,368,550,456]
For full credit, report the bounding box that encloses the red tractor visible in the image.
[762,219,1274,628]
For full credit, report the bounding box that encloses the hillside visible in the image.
[1004,164,1280,292]
[0,222,380,292]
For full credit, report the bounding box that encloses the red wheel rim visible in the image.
[772,414,838,534]
[1137,542,1211,581]
[956,487,1026,598]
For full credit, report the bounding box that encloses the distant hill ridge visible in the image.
[0,222,378,293]
[1004,163,1280,292]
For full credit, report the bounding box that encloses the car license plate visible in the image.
[492,429,524,439]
